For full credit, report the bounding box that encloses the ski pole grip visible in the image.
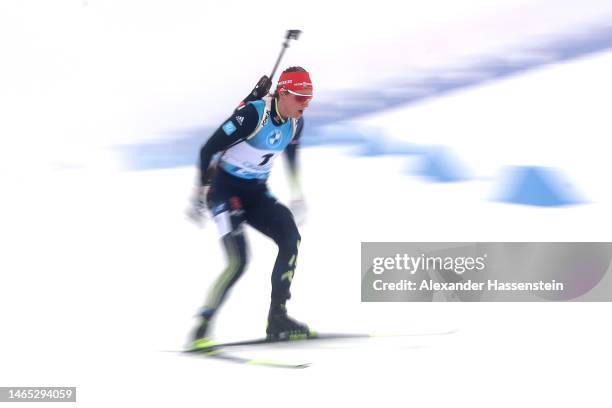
[286,30,302,40]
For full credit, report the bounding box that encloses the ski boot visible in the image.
[266,303,314,341]
[189,316,216,351]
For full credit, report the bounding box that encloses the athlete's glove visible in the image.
[186,185,210,227]
[289,197,307,226]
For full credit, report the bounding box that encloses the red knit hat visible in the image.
[276,70,313,96]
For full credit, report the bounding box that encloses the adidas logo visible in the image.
[235,116,244,126]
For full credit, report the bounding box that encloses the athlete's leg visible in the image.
[246,191,301,304]
[246,191,310,338]
[192,192,248,344]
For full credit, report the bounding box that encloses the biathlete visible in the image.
[188,67,314,349]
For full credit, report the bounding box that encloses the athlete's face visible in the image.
[279,91,313,119]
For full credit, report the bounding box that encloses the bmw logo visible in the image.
[267,130,282,147]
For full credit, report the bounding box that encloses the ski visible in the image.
[189,348,310,369]
[180,329,456,368]
[186,329,457,354]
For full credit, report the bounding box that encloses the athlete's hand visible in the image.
[186,186,210,227]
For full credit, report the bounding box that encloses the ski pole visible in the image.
[269,30,302,82]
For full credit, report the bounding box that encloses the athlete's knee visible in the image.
[232,253,249,275]
[221,233,249,272]
[277,228,301,252]
[293,229,301,248]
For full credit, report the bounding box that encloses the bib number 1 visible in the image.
[258,154,274,166]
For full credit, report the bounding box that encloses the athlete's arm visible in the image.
[284,117,304,196]
[199,104,259,186]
